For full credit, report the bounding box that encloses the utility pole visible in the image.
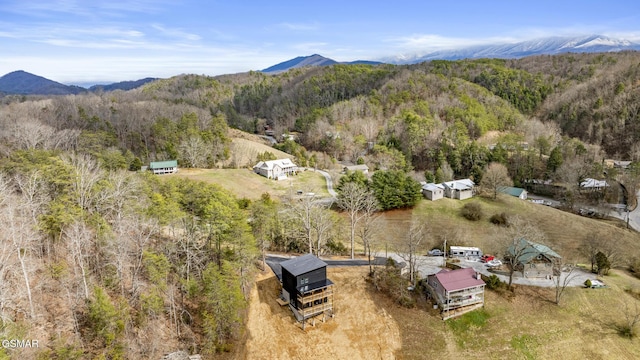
[443,237,447,267]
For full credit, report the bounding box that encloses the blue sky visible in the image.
[1,0,639,85]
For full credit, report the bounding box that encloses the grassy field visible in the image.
[174,168,331,200]
[171,169,640,265]
[383,267,640,359]
[370,194,640,264]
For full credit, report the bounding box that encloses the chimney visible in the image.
[476,272,481,280]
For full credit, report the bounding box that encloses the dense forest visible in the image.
[1,51,640,358]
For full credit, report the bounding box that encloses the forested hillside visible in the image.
[3,52,640,174]
[1,51,640,358]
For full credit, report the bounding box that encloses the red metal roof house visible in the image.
[426,267,485,320]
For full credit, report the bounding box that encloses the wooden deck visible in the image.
[276,297,288,306]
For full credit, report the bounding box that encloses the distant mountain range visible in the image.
[0,70,157,96]
[2,35,639,95]
[265,35,640,73]
[389,34,640,64]
[88,78,158,92]
[0,71,87,96]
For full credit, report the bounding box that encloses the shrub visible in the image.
[584,279,592,288]
[489,212,509,226]
[370,262,416,308]
[325,239,348,255]
[485,274,507,290]
[461,202,483,221]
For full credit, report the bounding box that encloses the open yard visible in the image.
[238,266,640,360]
[174,168,331,200]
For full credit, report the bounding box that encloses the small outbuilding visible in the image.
[499,186,528,200]
[149,160,178,175]
[421,182,445,201]
[279,254,334,329]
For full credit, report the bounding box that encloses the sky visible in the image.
[1,0,639,86]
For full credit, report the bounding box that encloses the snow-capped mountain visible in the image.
[387,35,640,64]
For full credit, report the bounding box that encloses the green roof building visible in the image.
[498,186,528,200]
[507,238,561,279]
[149,160,178,175]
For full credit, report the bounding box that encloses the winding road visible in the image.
[306,168,337,197]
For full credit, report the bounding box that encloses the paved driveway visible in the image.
[267,254,596,288]
[456,258,594,288]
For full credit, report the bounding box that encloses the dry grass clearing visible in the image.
[406,195,640,260]
[239,266,640,360]
[225,137,292,168]
[239,268,401,360]
[174,168,330,200]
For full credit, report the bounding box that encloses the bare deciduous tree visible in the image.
[179,135,208,168]
[553,262,579,305]
[397,219,426,285]
[65,153,104,213]
[480,162,513,199]
[499,215,547,288]
[310,206,337,256]
[4,197,38,319]
[358,198,383,274]
[619,300,640,338]
[336,182,380,259]
[284,188,325,254]
[64,221,93,300]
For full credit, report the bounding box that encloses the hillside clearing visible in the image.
[370,195,640,262]
[240,266,640,359]
[174,168,330,200]
[240,268,401,360]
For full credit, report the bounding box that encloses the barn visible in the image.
[279,254,334,328]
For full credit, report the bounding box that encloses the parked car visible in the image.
[480,254,495,263]
[586,279,607,288]
[427,249,444,256]
[486,259,502,268]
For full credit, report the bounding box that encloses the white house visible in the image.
[580,178,609,191]
[149,160,178,175]
[253,159,298,180]
[421,182,445,201]
[442,179,475,200]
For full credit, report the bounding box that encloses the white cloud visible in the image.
[277,22,320,31]
[291,42,329,53]
[388,34,520,52]
[151,24,202,41]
